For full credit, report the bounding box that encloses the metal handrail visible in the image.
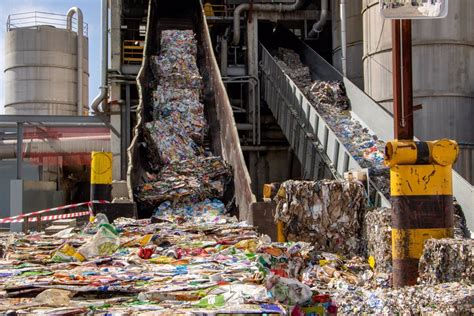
[123,40,144,64]
[7,11,88,36]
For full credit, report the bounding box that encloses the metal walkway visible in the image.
[260,42,474,231]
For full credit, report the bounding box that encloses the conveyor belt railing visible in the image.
[260,39,474,231]
[261,44,390,207]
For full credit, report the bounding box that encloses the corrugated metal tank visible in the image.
[362,0,473,142]
[362,0,473,183]
[4,26,89,115]
[332,0,364,89]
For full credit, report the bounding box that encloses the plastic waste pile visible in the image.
[275,48,389,197]
[274,179,367,256]
[136,156,232,208]
[1,211,472,314]
[136,30,231,207]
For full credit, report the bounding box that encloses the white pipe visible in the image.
[91,0,109,113]
[221,28,229,76]
[308,0,329,38]
[66,7,84,116]
[232,0,305,46]
[0,136,111,159]
[340,0,347,77]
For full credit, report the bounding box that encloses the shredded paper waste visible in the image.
[274,180,366,257]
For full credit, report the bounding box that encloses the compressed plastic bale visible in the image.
[157,99,207,143]
[145,120,202,165]
[274,179,366,256]
[160,30,197,57]
[153,87,200,104]
[363,207,392,274]
[330,281,473,314]
[152,54,200,77]
[418,238,473,284]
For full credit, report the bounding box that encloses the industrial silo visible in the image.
[332,0,364,88]
[362,0,473,181]
[4,11,89,115]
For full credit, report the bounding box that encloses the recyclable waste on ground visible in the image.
[0,210,472,314]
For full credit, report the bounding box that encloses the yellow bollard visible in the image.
[385,139,458,287]
[90,151,112,202]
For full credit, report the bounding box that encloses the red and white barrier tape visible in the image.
[28,211,91,223]
[0,200,109,224]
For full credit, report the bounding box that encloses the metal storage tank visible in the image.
[332,0,364,89]
[362,0,474,182]
[4,13,89,115]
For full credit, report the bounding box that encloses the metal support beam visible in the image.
[125,84,131,153]
[340,0,347,77]
[392,19,413,140]
[401,20,413,139]
[247,17,259,145]
[16,123,23,180]
[0,115,109,124]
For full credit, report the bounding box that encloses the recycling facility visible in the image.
[0,28,472,315]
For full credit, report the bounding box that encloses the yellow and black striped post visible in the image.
[385,139,458,287]
[90,151,112,201]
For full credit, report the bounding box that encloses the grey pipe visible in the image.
[66,7,84,116]
[232,0,305,45]
[91,0,109,113]
[340,0,347,76]
[308,0,329,38]
[221,28,229,76]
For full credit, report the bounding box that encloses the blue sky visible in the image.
[0,0,101,114]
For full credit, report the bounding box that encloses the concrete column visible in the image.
[110,0,123,180]
[10,180,23,232]
[247,18,259,145]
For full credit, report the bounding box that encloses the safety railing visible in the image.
[123,40,145,64]
[204,4,237,17]
[7,11,88,36]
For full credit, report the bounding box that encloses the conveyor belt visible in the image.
[127,0,256,221]
[260,30,473,231]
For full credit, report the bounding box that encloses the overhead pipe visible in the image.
[91,0,109,113]
[308,0,328,38]
[232,0,305,45]
[340,0,347,76]
[66,7,84,116]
